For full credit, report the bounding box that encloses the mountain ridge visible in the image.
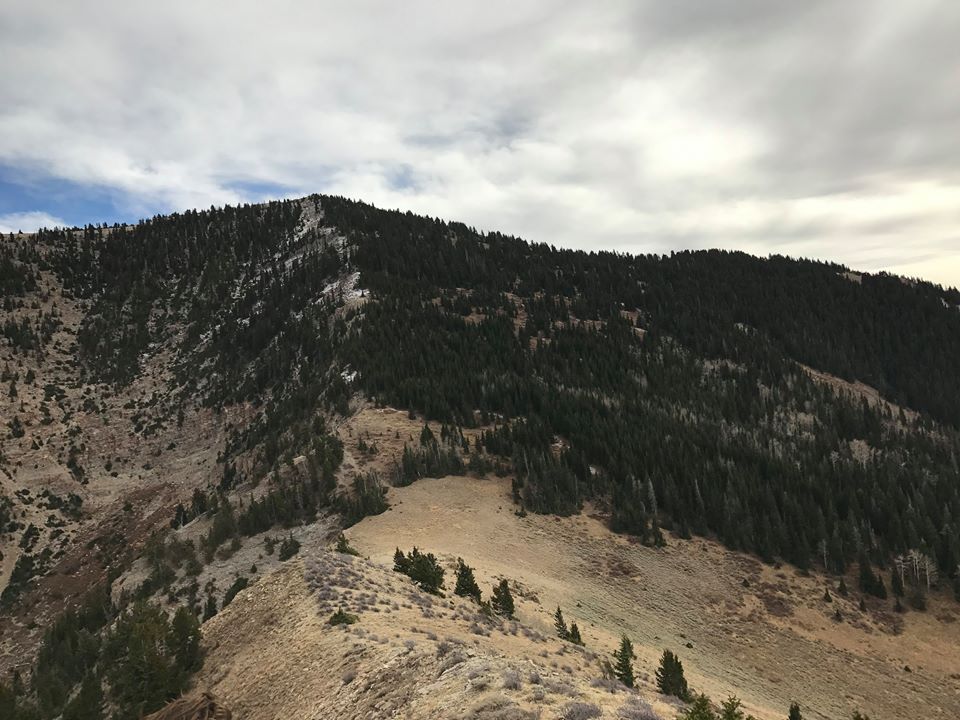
[2,194,959,719]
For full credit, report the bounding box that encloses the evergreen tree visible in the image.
[202,594,218,622]
[491,579,515,618]
[102,602,189,718]
[679,694,716,720]
[656,649,690,700]
[394,547,409,573]
[720,696,745,720]
[874,574,887,599]
[788,702,803,720]
[891,569,904,598]
[612,635,636,688]
[838,578,848,597]
[568,622,583,646]
[278,534,300,561]
[0,684,16,720]
[858,556,874,594]
[170,606,202,672]
[454,558,482,603]
[554,606,569,640]
[61,673,103,720]
[858,555,887,599]
[419,423,435,446]
[335,533,360,556]
[398,547,445,594]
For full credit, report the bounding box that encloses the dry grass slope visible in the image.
[343,472,960,720]
[197,549,679,720]
[193,460,960,719]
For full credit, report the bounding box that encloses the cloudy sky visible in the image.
[2,1,958,287]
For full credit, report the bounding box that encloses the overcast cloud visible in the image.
[1,1,958,286]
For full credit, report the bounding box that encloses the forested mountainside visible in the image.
[2,194,960,718]
[4,194,960,577]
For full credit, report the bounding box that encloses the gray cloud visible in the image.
[1,0,958,287]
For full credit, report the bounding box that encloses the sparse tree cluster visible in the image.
[0,586,204,720]
[656,649,690,701]
[553,606,583,645]
[394,547,445,594]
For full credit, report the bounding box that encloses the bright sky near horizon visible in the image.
[1,1,958,288]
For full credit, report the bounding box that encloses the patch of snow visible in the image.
[318,271,363,304]
[295,197,324,242]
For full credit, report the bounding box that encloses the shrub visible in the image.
[467,694,536,720]
[278,535,301,561]
[618,697,662,720]
[221,577,249,608]
[329,607,358,626]
[590,676,620,693]
[502,668,522,690]
[335,533,360,556]
[545,679,577,696]
[560,701,602,720]
[438,650,467,674]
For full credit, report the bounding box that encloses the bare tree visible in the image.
[908,549,923,584]
[894,554,908,584]
[922,554,938,590]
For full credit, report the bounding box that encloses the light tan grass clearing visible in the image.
[346,474,960,720]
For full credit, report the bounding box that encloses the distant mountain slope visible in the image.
[2,195,960,719]
[323,196,960,426]
[325,196,960,574]
[3,195,960,580]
